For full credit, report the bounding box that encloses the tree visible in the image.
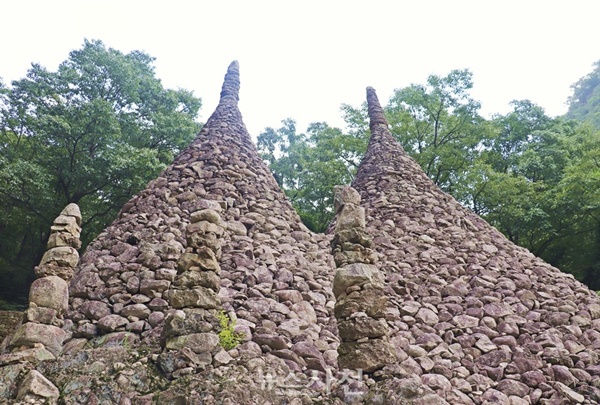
[386,69,483,192]
[257,119,366,231]
[472,104,600,280]
[263,67,600,291]
[555,125,600,287]
[0,40,201,305]
[567,60,600,129]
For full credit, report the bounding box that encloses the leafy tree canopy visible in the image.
[0,40,201,306]
[568,60,600,128]
[257,119,367,232]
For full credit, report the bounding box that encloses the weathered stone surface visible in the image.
[24,306,58,325]
[97,314,129,332]
[190,209,223,225]
[177,247,220,273]
[40,246,79,267]
[139,279,171,296]
[79,300,111,320]
[120,303,151,319]
[47,231,81,249]
[0,363,26,400]
[168,287,221,309]
[496,379,530,397]
[421,373,452,391]
[70,271,104,298]
[335,204,366,231]
[161,309,215,338]
[415,307,439,326]
[253,334,289,350]
[10,322,67,356]
[334,185,362,211]
[29,276,69,313]
[165,332,220,354]
[291,301,317,324]
[0,347,55,365]
[173,270,220,290]
[60,203,82,223]
[337,317,388,341]
[334,288,388,318]
[338,339,397,372]
[333,263,377,297]
[16,370,59,401]
[51,214,81,236]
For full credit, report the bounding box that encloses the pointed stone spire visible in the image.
[185,60,253,151]
[219,60,240,103]
[67,60,337,385]
[366,87,387,131]
[349,86,600,402]
[353,86,424,189]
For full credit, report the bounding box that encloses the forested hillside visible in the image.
[568,60,600,128]
[1,42,599,307]
[259,66,600,290]
[0,40,202,308]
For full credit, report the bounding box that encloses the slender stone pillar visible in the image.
[332,186,396,372]
[160,205,226,378]
[9,203,81,358]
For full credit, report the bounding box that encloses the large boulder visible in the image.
[10,323,67,356]
[16,370,59,402]
[29,276,69,313]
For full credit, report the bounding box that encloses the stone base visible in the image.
[338,338,397,372]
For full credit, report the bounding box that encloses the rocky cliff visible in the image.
[1,62,600,404]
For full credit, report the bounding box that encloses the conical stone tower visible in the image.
[3,63,600,405]
[343,86,600,404]
[13,62,341,404]
[70,61,336,339]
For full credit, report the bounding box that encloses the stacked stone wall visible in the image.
[345,86,600,404]
[61,61,339,394]
[3,62,600,404]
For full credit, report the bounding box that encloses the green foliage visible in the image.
[257,119,367,231]
[567,60,600,129]
[218,311,244,350]
[0,39,201,303]
[386,69,484,191]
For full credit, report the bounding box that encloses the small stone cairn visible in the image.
[1,204,81,404]
[331,186,396,372]
[159,204,227,379]
[8,203,81,358]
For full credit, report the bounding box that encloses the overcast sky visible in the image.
[2,0,599,136]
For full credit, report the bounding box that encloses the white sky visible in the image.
[1,0,599,136]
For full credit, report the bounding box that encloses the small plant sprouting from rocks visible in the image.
[218,310,244,350]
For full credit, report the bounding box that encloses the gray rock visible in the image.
[168,287,221,309]
[253,334,289,350]
[29,276,69,313]
[333,263,378,297]
[16,370,59,401]
[10,322,67,356]
[97,314,129,332]
[495,379,530,397]
[165,332,220,354]
[338,339,397,372]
